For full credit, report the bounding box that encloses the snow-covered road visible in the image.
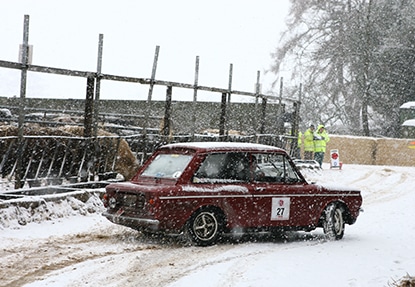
[1,164,415,287]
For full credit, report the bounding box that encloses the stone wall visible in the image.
[319,135,415,167]
[0,97,281,135]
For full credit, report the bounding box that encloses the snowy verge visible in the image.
[0,189,105,229]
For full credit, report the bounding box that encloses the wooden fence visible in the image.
[0,15,300,189]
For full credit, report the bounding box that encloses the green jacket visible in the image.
[314,125,330,152]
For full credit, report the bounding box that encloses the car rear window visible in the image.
[141,153,193,178]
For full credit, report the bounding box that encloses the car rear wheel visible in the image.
[187,209,223,246]
[323,203,345,240]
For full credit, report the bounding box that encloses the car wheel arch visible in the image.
[319,200,353,225]
[321,201,348,240]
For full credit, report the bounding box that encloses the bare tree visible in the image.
[272,0,415,136]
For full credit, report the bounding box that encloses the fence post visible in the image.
[260,97,267,134]
[226,63,233,137]
[15,15,30,189]
[276,77,285,135]
[254,70,261,136]
[289,83,302,156]
[219,92,227,140]
[92,34,104,180]
[84,77,95,138]
[143,45,160,158]
[191,56,199,140]
[93,33,104,137]
[83,76,95,181]
[162,86,172,141]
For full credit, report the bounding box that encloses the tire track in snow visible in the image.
[0,226,160,287]
[350,168,410,205]
[166,233,328,286]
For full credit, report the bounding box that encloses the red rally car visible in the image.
[102,142,363,246]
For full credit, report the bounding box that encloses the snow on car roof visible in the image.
[160,141,284,152]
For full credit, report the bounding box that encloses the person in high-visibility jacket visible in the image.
[303,124,315,160]
[295,131,303,159]
[314,124,330,168]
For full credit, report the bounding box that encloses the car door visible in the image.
[191,152,254,228]
[249,152,313,228]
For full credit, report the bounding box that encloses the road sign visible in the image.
[330,149,342,169]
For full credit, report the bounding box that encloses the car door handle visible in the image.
[255,187,266,192]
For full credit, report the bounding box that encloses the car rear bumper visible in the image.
[102,211,160,230]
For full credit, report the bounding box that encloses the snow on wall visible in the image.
[400,101,415,109]
[0,190,105,229]
[402,119,415,127]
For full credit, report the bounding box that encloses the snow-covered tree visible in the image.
[272,0,415,137]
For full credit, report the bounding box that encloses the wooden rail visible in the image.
[0,14,300,189]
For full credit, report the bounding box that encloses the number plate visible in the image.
[271,197,290,220]
[123,194,137,207]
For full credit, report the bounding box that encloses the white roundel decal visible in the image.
[271,197,291,220]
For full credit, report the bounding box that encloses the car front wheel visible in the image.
[323,203,345,240]
[187,209,223,246]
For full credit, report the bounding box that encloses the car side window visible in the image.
[283,156,301,182]
[193,153,223,181]
[253,153,283,182]
[193,152,250,183]
[253,153,301,183]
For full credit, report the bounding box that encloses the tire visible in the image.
[323,203,345,240]
[187,209,223,246]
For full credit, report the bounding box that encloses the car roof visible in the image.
[159,142,285,153]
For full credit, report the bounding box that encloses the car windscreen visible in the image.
[141,153,193,178]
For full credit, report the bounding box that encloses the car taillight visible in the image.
[102,193,117,209]
[102,193,109,207]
